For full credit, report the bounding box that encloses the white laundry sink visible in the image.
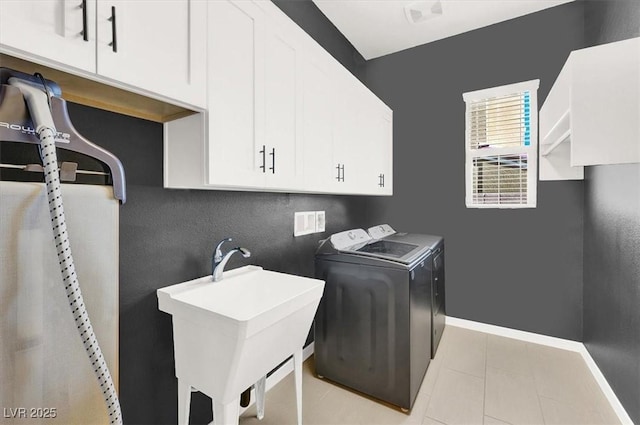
[157,265,324,425]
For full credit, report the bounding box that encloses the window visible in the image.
[463,80,539,208]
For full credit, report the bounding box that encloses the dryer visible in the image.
[368,225,446,358]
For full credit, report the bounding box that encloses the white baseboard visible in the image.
[445,316,633,425]
[578,345,634,425]
[445,316,584,351]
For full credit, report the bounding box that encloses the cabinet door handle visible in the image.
[336,164,341,181]
[259,145,266,173]
[108,6,117,52]
[378,173,383,187]
[382,173,385,187]
[80,0,88,41]
[341,164,345,182]
[269,148,275,174]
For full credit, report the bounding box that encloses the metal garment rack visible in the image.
[0,68,126,203]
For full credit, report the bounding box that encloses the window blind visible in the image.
[463,80,539,208]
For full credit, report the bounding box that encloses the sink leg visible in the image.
[255,375,266,420]
[212,397,240,425]
[293,349,303,425]
[178,379,191,425]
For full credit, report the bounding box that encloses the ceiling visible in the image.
[312,0,574,60]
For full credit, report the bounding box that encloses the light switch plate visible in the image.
[294,211,317,237]
[315,211,326,232]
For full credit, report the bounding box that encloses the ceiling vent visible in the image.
[404,0,443,24]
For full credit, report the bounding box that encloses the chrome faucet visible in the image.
[212,238,251,281]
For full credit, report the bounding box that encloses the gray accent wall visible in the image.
[363,2,586,340]
[272,0,367,82]
[583,1,640,422]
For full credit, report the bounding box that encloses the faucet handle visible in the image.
[214,237,232,260]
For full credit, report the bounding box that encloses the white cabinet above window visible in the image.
[540,37,640,181]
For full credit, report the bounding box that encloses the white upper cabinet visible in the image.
[0,0,96,72]
[263,16,304,190]
[207,0,265,188]
[1,0,393,195]
[96,0,206,108]
[299,41,394,195]
[0,0,206,109]
[364,100,393,195]
[206,0,303,190]
[333,81,368,194]
[164,0,393,195]
[301,57,338,193]
[331,76,393,195]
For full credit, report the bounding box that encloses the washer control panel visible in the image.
[330,228,371,251]
[367,224,396,240]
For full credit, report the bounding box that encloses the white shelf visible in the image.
[541,130,571,157]
[541,109,571,157]
[539,37,639,181]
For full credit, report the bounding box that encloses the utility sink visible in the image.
[157,265,325,425]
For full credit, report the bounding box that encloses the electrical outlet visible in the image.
[315,211,326,232]
[294,211,316,237]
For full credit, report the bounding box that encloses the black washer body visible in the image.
[431,242,446,358]
[314,250,433,410]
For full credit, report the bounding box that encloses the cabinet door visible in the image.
[302,58,336,192]
[96,0,206,108]
[370,106,393,195]
[0,0,96,72]
[380,111,393,195]
[352,102,377,194]
[263,20,303,190]
[206,0,265,188]
[571,37,640,166]
[341,87,393,195]
[332,81,364,194]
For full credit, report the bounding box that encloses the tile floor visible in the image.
[239,325,621,425]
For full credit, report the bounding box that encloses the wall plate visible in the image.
[294,211,317,237]
[315,211,326,232]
